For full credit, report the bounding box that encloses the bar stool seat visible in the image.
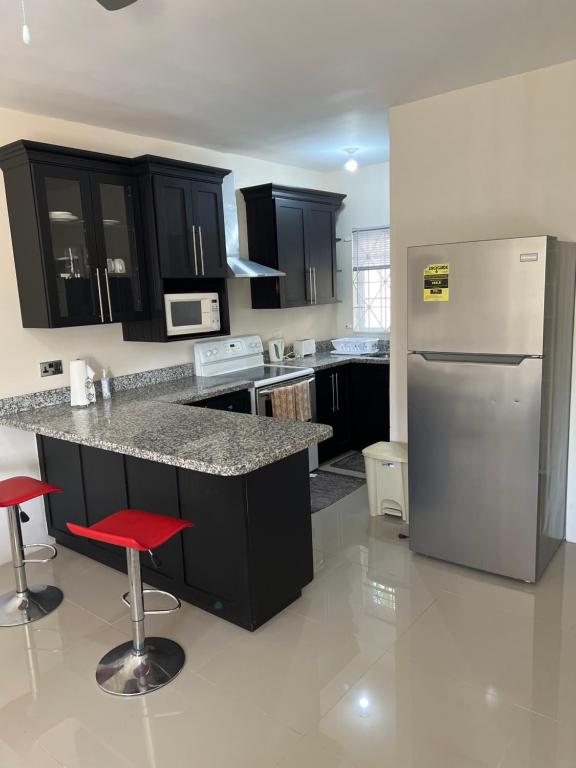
[67,509,193,697]
[67,509,191,551]
[0,476,63,626]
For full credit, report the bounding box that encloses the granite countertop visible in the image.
[282,351,390,371]
[1,394,331,477]
[0,347,388,476]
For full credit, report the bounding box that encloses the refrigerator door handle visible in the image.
[410,352,541,366]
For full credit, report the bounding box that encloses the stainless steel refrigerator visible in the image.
[407,236,576,582]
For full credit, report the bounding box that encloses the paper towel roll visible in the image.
[70,359,96,407]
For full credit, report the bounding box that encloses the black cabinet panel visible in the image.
[178,469,251,626]
[37,436,87,534]
[193,182,227,277]
[91,173,147,322]
[246,451,313,623]
[306,206,337,304]
[154,175,196,279]
[32,164,102,327]
[125,456,184,583]
[81,445,127,559]
[276,201,309,307]
[350,363,390,450]
[316,366,352,463]
[242,184,345,310]
[81,446,127,525]
[191,389,251,414]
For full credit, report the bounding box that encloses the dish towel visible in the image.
[270,385,296,420]
[294,380,312,422]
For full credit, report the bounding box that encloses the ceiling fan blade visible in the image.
[96,0,138,10]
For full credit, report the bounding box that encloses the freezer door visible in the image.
[408,237,549,355]
[407,352,542,581]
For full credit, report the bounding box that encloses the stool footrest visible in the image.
[122,588,181,616]
[23,543,57,564]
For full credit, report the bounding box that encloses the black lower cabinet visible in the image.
[315,363,390,462]
[125,456,184,584]
[37,436,313,631]
[190,389,251,414]
[350,363,390,450]
[316,366,352,463]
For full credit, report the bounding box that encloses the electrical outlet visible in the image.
[40,360,63,377]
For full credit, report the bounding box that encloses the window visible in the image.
[352,226,390,333]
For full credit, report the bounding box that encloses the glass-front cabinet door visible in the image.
[33,165,103,326]
[91,174,146,322]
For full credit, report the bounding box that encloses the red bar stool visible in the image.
[0,476,63,626]
[67,509,193,697]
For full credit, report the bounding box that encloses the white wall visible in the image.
[325,163,390,336]
[0,106,346,562]
[389,58,576,540]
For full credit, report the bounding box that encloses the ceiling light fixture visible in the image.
[344,147,359,173]
[21,0,30,44]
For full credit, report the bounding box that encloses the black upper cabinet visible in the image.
[0,141,231,335]
[90,172,146,322]
[122,155,231,343]
[0,141,148,328]
[150,164,228,279]
[241,184,345,310]
[154,175,196,278]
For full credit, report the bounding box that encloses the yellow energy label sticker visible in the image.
[423,263,449,302]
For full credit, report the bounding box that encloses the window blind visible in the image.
[352,226,390,271]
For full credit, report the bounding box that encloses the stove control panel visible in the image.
[194,335,264,376]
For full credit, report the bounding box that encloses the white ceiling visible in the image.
[3,0,576,170]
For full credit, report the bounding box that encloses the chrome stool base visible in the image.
[96,637,185,696]
[0,585,64,626]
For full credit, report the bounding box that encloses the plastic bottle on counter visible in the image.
[101,368,111,400]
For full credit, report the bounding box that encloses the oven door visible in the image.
[255,376,318,472]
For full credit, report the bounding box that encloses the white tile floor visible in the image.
[1,485,576,766]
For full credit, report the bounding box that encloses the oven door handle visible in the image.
[257,377,315,396]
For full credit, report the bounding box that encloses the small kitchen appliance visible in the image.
[164,292,220,337]
[268,338,285,362]
[293,339,316,357]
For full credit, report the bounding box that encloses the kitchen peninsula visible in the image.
[0,378,331,631]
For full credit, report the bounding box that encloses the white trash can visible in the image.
[362,441,409,521]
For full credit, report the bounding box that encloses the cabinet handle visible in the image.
[313,267,317,304]
[198,225,205,275]
[335,372,339,411]
[104,268,113,322]
[95,268,105,323]
[309,268,314,304]
[331,373,336,412]
[191,225,198,275]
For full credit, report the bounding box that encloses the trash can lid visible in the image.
[362,441,408,463]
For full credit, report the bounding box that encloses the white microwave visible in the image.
[164,292,221,337]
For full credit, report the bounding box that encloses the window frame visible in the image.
[351,225,391,334]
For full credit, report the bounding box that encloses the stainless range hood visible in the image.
[223,172,285,278]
